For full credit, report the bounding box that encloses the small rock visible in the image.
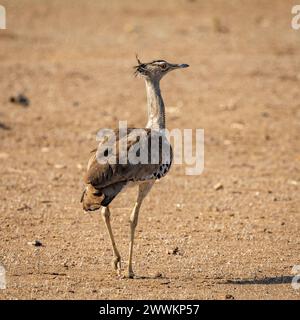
[265,134,271,141]
[168,247,180,255]
[17,204,31,211]
[225,294,235,300]
[9,94,30,107]
[214,183,223,191]
[288,180,298,186]
[52,173,62,181]
[231,122,244,130]
[54,164,66,169]
[27,240,43,247]
[154,272,163,278]
[176,203,183,211]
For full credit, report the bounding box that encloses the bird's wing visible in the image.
[84,128,172,188]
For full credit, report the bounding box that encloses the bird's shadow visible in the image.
[124,274,170,281]
[223,275,294,285]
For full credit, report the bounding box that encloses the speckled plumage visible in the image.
[80,58,188,278]
[81,128,172,208]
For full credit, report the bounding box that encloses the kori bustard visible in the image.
[81,57,189,278]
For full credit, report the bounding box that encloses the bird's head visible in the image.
[134,56,189,81]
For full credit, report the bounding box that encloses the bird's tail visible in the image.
[81,184,104,211]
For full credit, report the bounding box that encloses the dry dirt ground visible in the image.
[0,0,299,300]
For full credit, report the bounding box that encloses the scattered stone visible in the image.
[214,183,223,191]
[154,272,163,278]
[52,173,63,181]
[225,294,235,300]
[176,203,183,211]
[288,180,298,186]
[17,204,31,211]
[54,164,66,169]
[168,247,180,255]
[231,122,244,130]
[9,94,30,107]
[76,163,83,170]
[27,240,43,247]
[265,134,271,141]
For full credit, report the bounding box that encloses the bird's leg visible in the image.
[128,182,154,278]
[101,206,122,277]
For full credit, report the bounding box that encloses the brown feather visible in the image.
[81,128,172,210]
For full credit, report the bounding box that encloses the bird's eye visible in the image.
[161,63,167,69]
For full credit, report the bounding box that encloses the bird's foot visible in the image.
[127,269,135,279]
[112,256,122,277]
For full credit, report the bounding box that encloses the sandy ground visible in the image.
[0,0,299,300]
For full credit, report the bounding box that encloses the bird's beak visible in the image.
[178,64,189,68]
[171,63,189,69]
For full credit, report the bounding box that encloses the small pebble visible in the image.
[9,94,30,107]
[54,164,66,169]
[214,183,223,191]
[168,247,180,255]
[176,203,183,211]
[154,272,163,278]
[288,180,298,186]
[27,240,43,247]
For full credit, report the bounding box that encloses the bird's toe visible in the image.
[112,256,122,274]
[127,270,135,279]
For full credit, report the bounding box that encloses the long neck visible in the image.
[145,78,165,129]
